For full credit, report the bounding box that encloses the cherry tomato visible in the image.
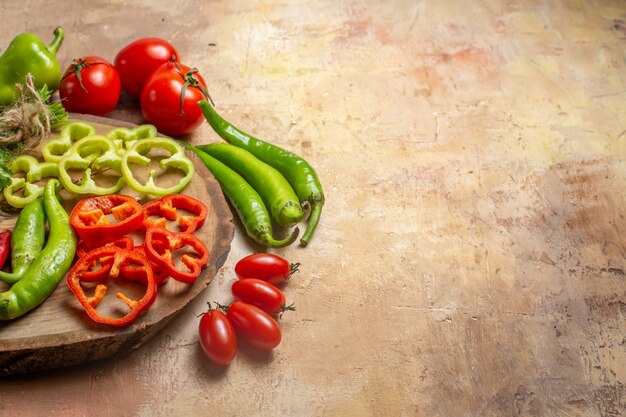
[235,253,300,285]
[59,56,121,116]
[114,38,180,98]
[232,278,287,314]
[140,61,208,136]
[226,301,281,350]
[198,307,237,365]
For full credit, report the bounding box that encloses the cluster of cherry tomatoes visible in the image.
[198,253,300,365]
[59,38,209,136]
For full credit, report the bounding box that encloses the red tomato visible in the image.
[114,38,179,98]
[226,301,282,350]
[232,278,287,314]
[235,253,300,284]
[59,56,121,116]
[140,61,208,136]
[198,308,237,365]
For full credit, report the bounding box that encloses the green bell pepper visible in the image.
[0,27,65,106]
[3,155,59,208]
[42,121,96,162]
[105,124,158,154]
[121,137,194,196]
[58,135,125,195]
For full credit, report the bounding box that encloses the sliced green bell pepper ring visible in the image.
[144,227,209,284]
[66,246,157,327]
[70,194,143,242]
[3,155,59,208]
[120,137,194,197]
[58,135,125,195]
[42,121,96,163]
[142,194,208,233]
[75,237,135,282]
[105,124,158,154]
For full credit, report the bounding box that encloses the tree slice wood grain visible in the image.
[0,114,234,376]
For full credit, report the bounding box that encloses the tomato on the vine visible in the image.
[59,56,121,116]
[235,253,300,285]
[198,305,237,365]
[114,37,179,98]
[140,60,208,136]
[232,278,293,315]
[226,301,282,350]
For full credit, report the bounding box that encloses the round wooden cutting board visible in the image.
[0,114,234,376]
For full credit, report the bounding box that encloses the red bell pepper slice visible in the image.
[70,195,144,242]
[142,194,208,234]
[75,237,135,282]
[144,227,209,284]
[120,243,170,285]
[66,246,157,326]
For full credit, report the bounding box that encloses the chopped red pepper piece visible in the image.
[142,194,208,234]
[66,246,157,326]
[70,195,144,242]
[144,227,209,284]
[75,237,135,282]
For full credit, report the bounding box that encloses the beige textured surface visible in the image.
[1,0,625,416]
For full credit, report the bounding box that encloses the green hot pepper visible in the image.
[198,143,305,228]
[0,198,46,284]
[187,144,298,248]
[0,27,65,106]
[0,179,77,320]
[198,100,325,246]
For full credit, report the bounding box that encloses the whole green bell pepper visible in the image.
[0,27,65,106]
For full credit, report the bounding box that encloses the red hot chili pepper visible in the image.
[144,227,209,284]
[66,246,157,326]
[70,195,143,242]
[0,230,11,269]
[142,194,208,233]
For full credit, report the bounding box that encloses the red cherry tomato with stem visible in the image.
[140,60,210,136]
[59,56,121,116]
[226,301,282,350]
[235,253,300,285]
[231,278,294,317]
[198,303,237,365]
[114,37,180,98]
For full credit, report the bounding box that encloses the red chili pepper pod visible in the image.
[0,230,11,269]
[142,194,208,233]
[66,246,157,326]
[70,195,144,242]
[144,227,209,284]
[75,237,135,282]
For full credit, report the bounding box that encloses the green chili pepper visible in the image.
[198,100,325,246]
[186,144,298,248]
[121,137,194,196]
[0,198,46,284]
[42,121,96,163]
[198,143,305,228]
[0,27,65,106]
[58,134,125,195]
[0,179,77,320]
[3,155,59,208]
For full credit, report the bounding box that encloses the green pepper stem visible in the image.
[300,201,322,247]
[47,27,64,55]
